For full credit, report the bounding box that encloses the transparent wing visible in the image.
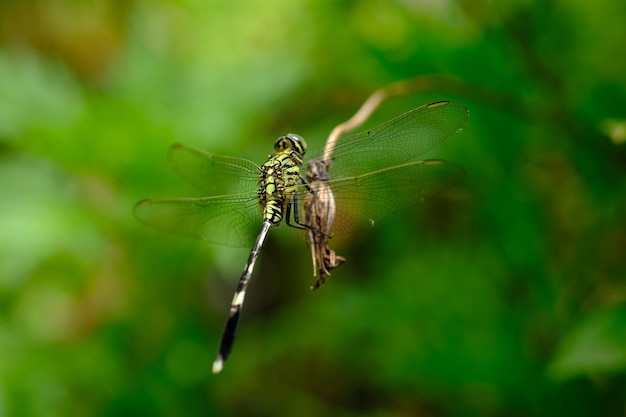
[305,101,469,179]
[136,101,466,246]
[296,159,464,236]
[168,143,260,196]
[134,192,262,248]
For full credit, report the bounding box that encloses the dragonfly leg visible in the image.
[285,175,316,230]
[285,195,311,230]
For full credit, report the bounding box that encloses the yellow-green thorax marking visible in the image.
[258,133,308,225]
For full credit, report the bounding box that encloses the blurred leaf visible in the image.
[600,118,626,145]
[0,50,83,139]
[549,306,626,379]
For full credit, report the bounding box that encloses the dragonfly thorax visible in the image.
[259,134,308,225]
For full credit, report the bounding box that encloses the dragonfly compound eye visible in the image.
[274,133,307,157]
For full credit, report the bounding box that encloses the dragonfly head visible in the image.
[274,133,307,162]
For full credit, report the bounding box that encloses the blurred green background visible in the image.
[1,0,626,416]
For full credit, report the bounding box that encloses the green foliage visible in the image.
[1,0,626,416]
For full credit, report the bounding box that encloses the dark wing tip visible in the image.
[426,100,450,109]
[421,159,446,166]
[133,199,155,221]
[135,198,153,207]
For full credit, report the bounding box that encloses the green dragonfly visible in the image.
[134,100,469,373]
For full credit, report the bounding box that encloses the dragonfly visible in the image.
[134,100,469,373]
